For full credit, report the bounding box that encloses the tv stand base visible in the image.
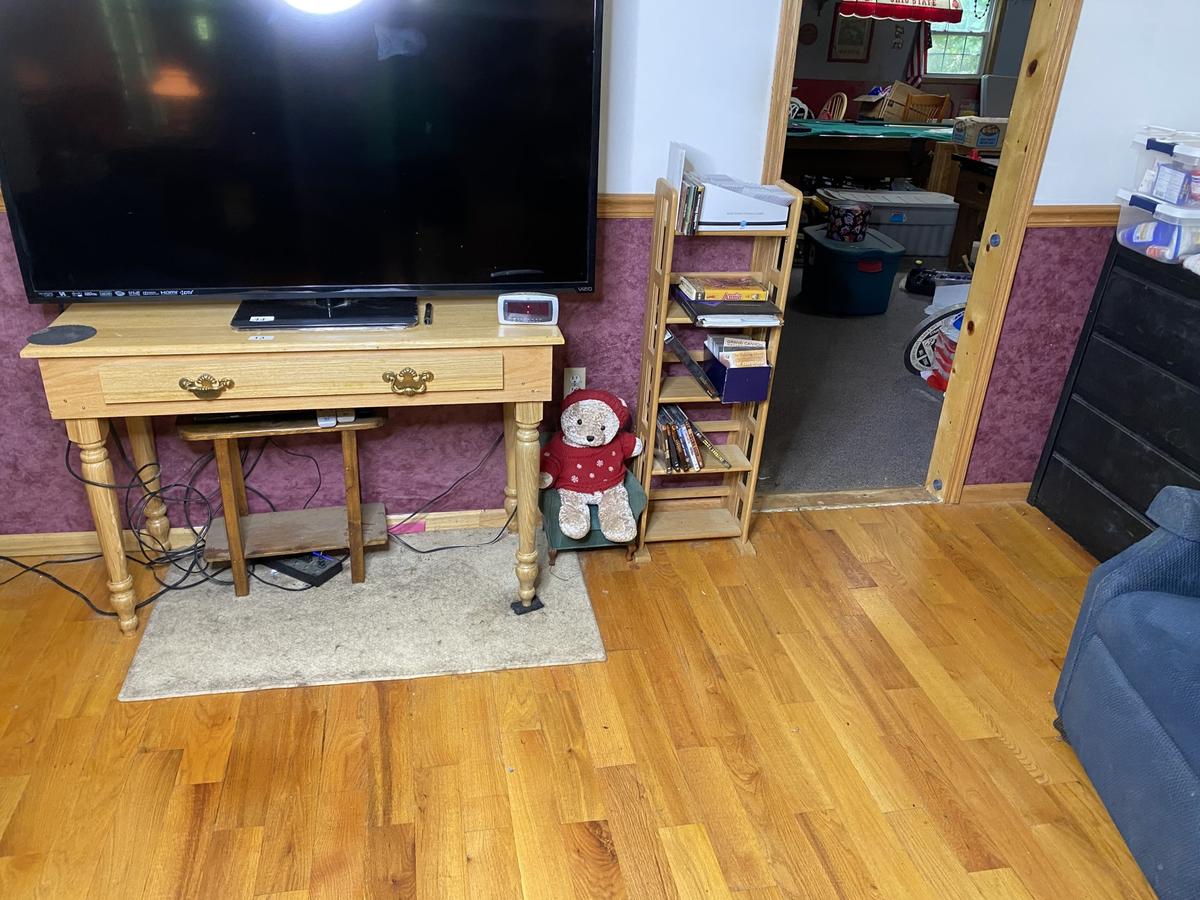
[231,297,419,329]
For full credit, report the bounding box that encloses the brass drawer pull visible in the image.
[383,368,434,396]
[179,374,235,399]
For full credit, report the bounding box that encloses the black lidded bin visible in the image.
[800,224,905,316]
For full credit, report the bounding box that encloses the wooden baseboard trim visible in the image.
[598,194,655,219]
[0,527,198,558]
[958,482,1032,504]
[753,486,938,513]
[386,508,512,531]
[0,508,515,558]
[1027,204,1119,228]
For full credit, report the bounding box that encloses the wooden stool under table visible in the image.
[177,412,388,595]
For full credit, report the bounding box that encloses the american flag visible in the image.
[905,21,932,88]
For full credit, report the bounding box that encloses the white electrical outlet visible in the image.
[564,367,586,397]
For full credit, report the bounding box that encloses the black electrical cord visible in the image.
[266,438,323,509]
[0,553,103,586]
[389,431,505,532]
[388,431,517,554]
[10,431,329,614]
[0,554,117,616]
[0,552,180,617]
[17,423,512,614]
[389,507,517,555]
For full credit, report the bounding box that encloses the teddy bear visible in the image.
[539,388,644,543]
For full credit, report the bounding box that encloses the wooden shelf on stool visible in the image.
[643,507,742,543]
[178,412,386,441]
[651,442,752,476]
[203,502,388,563]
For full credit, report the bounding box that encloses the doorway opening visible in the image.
[756,0,1035,503]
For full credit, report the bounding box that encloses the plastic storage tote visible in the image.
[1115,190,1200,263]
[818,188,959,257]
[801,224,905,316]
[1131,129,1200,208]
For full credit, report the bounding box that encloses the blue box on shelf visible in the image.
[703,356,772,404]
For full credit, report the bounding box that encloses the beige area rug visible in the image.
[119,529,604,701]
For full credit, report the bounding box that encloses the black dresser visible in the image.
[1030,242,1200,561]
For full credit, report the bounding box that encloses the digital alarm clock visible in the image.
[497,292,559,325]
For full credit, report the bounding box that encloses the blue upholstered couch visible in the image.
[1054,486,1200,899]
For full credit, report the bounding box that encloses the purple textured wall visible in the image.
[0,215,747,535]
[965,226,1113,485]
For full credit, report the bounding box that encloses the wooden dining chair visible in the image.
[789,97,813,120]
[818,92,849,122]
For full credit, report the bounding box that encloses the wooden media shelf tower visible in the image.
[634,176,802,554]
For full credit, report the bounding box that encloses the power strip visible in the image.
[261,552,343,587]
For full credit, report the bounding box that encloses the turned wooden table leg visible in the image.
[66,419,139,634]
[513,401,543,611]
[502,402,519,531]
[125,416,172,554]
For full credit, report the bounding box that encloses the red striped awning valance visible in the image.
[836,0,964,23]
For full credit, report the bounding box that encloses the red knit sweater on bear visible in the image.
[541,432,638,493]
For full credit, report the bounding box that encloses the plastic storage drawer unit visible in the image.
[1131,128,1200,207]
[818,188,959,257]
[1115,190,1200,263]
[801,225,905,316]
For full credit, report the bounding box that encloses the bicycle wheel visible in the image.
[904,304,967,375]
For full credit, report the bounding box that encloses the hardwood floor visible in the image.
[0,502,1153,899]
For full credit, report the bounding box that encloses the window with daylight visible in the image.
[927,0,997,76]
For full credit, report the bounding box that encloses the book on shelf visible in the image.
[673,407,703,470]
[705,335,768,368]
[668,142,705,236]
[664,328,719,399]
[673,287,782,328]
[656,408,684,472]
[677,172,705,236]
[665,405,732,469]
[678,275,769,303]
[655,405,732,473]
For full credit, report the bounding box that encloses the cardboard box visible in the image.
[953,116,1008,150]
[853,81,952,123]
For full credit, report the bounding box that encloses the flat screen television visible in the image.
[0,0,603,321]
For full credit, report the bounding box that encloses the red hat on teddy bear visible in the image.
[563,388,631,430]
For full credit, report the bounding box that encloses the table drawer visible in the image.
[99,351,504,404]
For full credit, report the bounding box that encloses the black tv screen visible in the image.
[0,0,602,302]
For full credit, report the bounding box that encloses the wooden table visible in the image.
[948,154,1000,269]
[783,121,959,189]
[21,298,563,632]
[176,412,390,594]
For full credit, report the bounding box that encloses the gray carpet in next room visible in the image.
[120,529,605,701]
[758,270,945,494]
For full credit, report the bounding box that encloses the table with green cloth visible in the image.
[784,119,958,187]
[788,119,956,141]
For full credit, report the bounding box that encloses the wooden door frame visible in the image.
[761,0,1087,504]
